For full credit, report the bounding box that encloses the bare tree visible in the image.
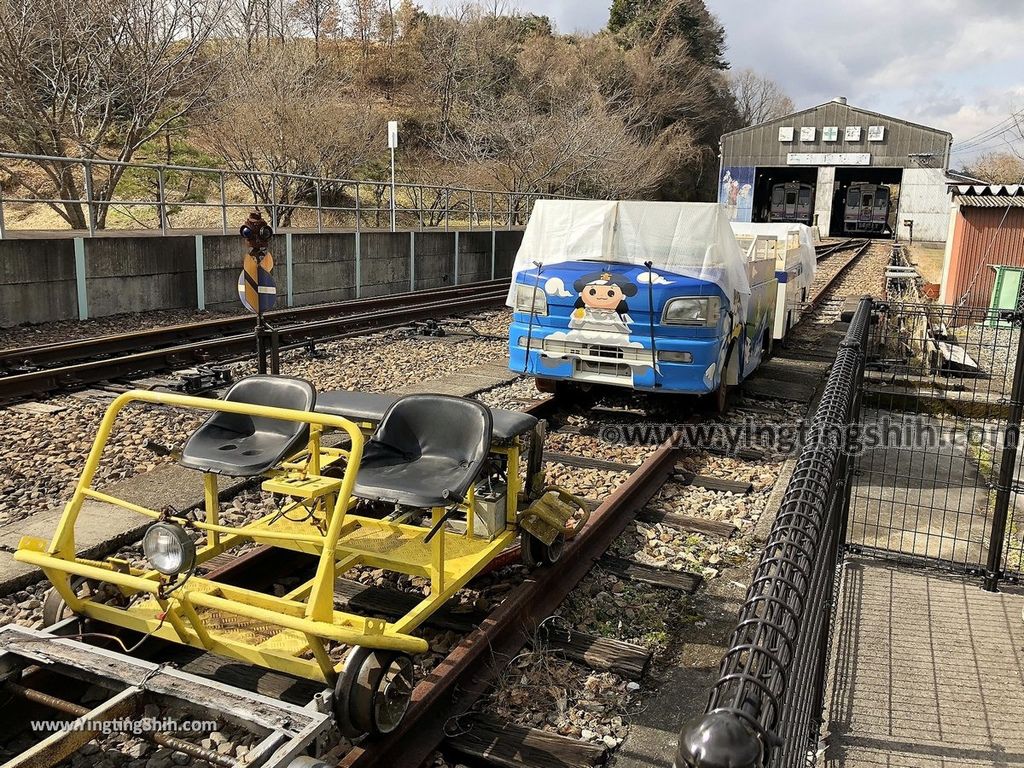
[728,68,794,127]
[205,45,380,226]
[962,151,1024,184]
[436,36,682,201]
[0,0,225,229]
[289,0,339,57]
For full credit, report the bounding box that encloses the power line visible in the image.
[953,110,1024,154]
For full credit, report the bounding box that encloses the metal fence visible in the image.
[0,151,570,237]
[849,297,1024,589]
[677,297,872,768]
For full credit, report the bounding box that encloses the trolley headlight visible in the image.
[142,522,196,576]
[514,284,547,316]
[662,297,721,326]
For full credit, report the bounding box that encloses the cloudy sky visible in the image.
[427,1,1024,165]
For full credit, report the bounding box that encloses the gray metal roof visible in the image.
[954,195,1024,208]
[950,184,1024,196]
[720,100,952,169]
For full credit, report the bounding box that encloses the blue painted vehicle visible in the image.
[506,201,778,409]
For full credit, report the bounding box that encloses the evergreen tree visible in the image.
[608,0,727,69]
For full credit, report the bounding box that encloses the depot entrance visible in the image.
[830,166,903,237]
[751,166,817,224]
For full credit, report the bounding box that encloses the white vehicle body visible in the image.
[731,222,817,339]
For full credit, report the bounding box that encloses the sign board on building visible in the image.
[822,126,839,142]
[787,153,871,166]
[845,126,862,141]
[868,125,885,142]
[778,126,794,142]
[800,127,816,142]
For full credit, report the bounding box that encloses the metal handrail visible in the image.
[0,151,576,237]
[676,296,873,768]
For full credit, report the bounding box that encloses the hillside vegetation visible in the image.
[0,0,793,230]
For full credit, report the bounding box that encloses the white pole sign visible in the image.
[388,121,398,232]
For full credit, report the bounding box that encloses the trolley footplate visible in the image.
[0,623,332,768]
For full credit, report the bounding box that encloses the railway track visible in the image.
[804,239,873,319]
[0,280,510,403]
[0,248,866,768]
[815,238,868,260]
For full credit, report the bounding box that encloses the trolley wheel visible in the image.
[41,577,94,627]
[334,647,414,738]
[711,376,730,415]
[521,531,564,569]
[535,377,558,394]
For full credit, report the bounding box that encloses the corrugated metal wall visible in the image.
[945,207,1024,312]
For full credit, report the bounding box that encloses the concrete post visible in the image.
[454,230,459,286]
[285,232,294,307]
[0,176,7,240]
[219,172,228,235]
[194,235,205,310]
[410,231,416,291]
[355,230,362,299]
[73,237,89,320]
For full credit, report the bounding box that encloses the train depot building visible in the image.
[719,98,953,243]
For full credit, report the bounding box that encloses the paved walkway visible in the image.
[825,557,1024,767]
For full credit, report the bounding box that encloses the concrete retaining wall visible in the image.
[0,229,525,326]
[0,239,78,326]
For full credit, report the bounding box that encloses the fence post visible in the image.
[194,235,205,310]
[984,284,1024,591]
[0,173,6,239]
[270,173,278,230]
[469,190,475,231]
[157,167,168,235]
[83,161,96,236]
[355,182,360,232]
[444,188,450,232]
[220,172,228,235]
[315,181,323,234]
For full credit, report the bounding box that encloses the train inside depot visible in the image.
[507,200,805,410]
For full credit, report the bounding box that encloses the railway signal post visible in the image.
[238,211,279,373]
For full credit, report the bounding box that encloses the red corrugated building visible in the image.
[940,185,1024,312]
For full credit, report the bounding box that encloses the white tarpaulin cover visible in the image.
[729,221,817,281]
[507,200,752,317]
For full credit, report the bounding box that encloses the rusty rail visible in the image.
[0,283,509,403]
[339,422,683,768]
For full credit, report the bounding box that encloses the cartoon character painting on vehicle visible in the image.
[536,271,650,385]
[507,201,780,401]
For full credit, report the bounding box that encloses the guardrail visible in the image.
[676,297,872,768]
[0,151,572,237]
